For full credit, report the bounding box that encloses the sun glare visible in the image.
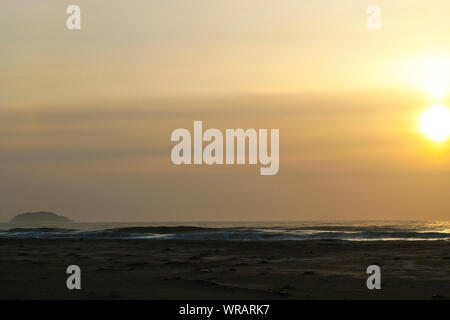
[416,55,450,99]
[419,104,450,143]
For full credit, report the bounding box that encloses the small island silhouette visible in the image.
[9,211,72,224]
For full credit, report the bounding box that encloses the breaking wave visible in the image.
[1,222,449,241]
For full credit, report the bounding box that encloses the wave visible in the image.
[7,227,75,233]
[103,226,244,234]
[0,224,449,241]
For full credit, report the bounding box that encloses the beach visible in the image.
[1,239,449,300]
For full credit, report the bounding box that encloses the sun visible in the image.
[419,104,450,143]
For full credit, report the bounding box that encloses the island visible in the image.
[9,211,72,224]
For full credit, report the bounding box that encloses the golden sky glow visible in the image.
[1,0,450,221]
[416,55,450,99]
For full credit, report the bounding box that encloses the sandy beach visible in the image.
[1,239,449,300]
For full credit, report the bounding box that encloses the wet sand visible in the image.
[0,239,449,299]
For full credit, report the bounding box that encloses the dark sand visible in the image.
[1,239,449,299]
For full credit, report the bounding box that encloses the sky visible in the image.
[1,1,450,222]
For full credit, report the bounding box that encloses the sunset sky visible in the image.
[1,0,450,221]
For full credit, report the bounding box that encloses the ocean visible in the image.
[0,221,449,241]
